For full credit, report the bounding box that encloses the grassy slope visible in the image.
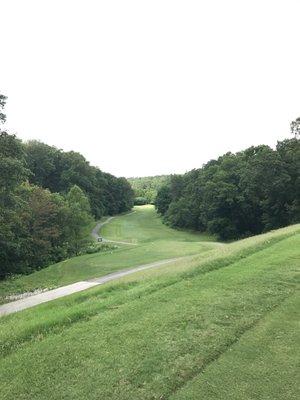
[0,206,217,300]
[0,224,299,399]
[171,294,300,400]
[101,206,215,243]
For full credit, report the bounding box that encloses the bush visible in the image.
[134,197,148,205]
[82,242,118,255]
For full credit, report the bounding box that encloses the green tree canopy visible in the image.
[156,138,300,240]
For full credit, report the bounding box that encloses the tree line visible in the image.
[25,140,134,218]
[0,95,134,278]
[156,134,299,240]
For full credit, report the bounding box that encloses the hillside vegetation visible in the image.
[0,223,299,399]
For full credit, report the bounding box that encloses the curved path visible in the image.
[0,212,222,316]
[92,213,137,245]
[0,258,179,316]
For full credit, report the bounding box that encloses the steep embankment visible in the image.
[0,223,299,399]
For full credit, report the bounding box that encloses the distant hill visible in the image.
[128,175,170,204]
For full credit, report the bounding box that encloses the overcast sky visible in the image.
[1,1,299,177]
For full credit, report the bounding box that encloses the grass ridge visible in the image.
[1,227,299,400]
[0,229,297,358]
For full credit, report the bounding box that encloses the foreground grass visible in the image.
[0,225,299,399]
[171,294,300,400]
[0,206,217,300]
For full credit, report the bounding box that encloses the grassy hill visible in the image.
[0,214,299,399]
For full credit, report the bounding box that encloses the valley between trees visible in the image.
[1,93,299,282]
[0,92,299,400]
[0,205,218,302]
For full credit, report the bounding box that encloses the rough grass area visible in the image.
[0,205,217,301]
[0,225,299,399]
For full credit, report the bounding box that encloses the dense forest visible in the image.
[156,132,299,240]
[128,175,170,204]
[0,95,134,278]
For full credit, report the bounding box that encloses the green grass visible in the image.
[101,206,215,243]
[0,205,217,301]
[170,294,300,400]
[0,223,299,399]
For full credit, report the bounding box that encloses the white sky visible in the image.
[1,0,299,177]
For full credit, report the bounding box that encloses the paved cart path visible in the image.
[0,258,179,316]
[92,213,137,245]
[0,210,223,316]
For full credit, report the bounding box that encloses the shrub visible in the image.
[134,197,148,205]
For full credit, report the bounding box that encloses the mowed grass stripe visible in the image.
[1,233,299,400]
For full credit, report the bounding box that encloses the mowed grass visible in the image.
[171,294,300,400]
[0,224,299,399]
[101,206,215,243]
[0,206,217,301]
